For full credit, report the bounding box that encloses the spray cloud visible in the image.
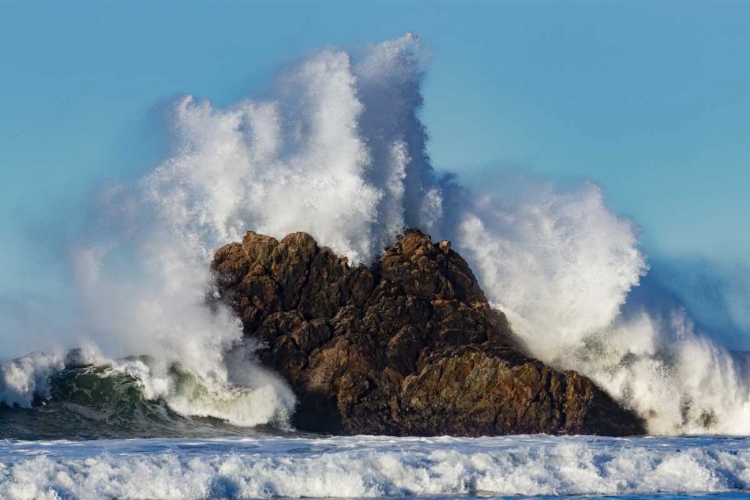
[2,34,748,434]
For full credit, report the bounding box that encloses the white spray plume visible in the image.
[3,34,749,434]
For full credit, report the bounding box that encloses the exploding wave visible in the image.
[1,33,748,435]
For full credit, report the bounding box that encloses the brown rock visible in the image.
[212,228,645,436]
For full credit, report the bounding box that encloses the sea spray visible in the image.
[2,34,748,435]
[131,34,750,434]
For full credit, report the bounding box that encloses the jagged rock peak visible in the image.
[212,228,645,437]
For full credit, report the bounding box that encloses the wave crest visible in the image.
[0,348,295,437]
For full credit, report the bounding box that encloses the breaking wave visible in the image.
[2,33,748,436]
[0,347,295,439]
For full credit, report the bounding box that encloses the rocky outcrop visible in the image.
[212,229,645,436]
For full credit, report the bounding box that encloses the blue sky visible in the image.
[1,0,749,342]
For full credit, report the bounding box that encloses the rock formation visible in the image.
[212,228,645,436]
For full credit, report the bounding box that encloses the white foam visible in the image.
[454,182,647,358]
[0,435,748,499]
[0,352,64,408]
[449,182,750,434]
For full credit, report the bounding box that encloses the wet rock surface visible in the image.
[212,229,645,436]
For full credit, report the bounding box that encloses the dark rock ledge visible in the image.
[212,228,645,437]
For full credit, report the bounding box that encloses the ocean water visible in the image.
[2,435,750,499]
[3,33,750,500]
[2,359,749,499]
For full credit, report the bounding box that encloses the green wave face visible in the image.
[0,361,290,440]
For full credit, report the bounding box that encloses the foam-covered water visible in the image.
[2,435,750,499]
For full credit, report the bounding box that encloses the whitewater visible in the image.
[2,34,750,498]
[4,436,750,499]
